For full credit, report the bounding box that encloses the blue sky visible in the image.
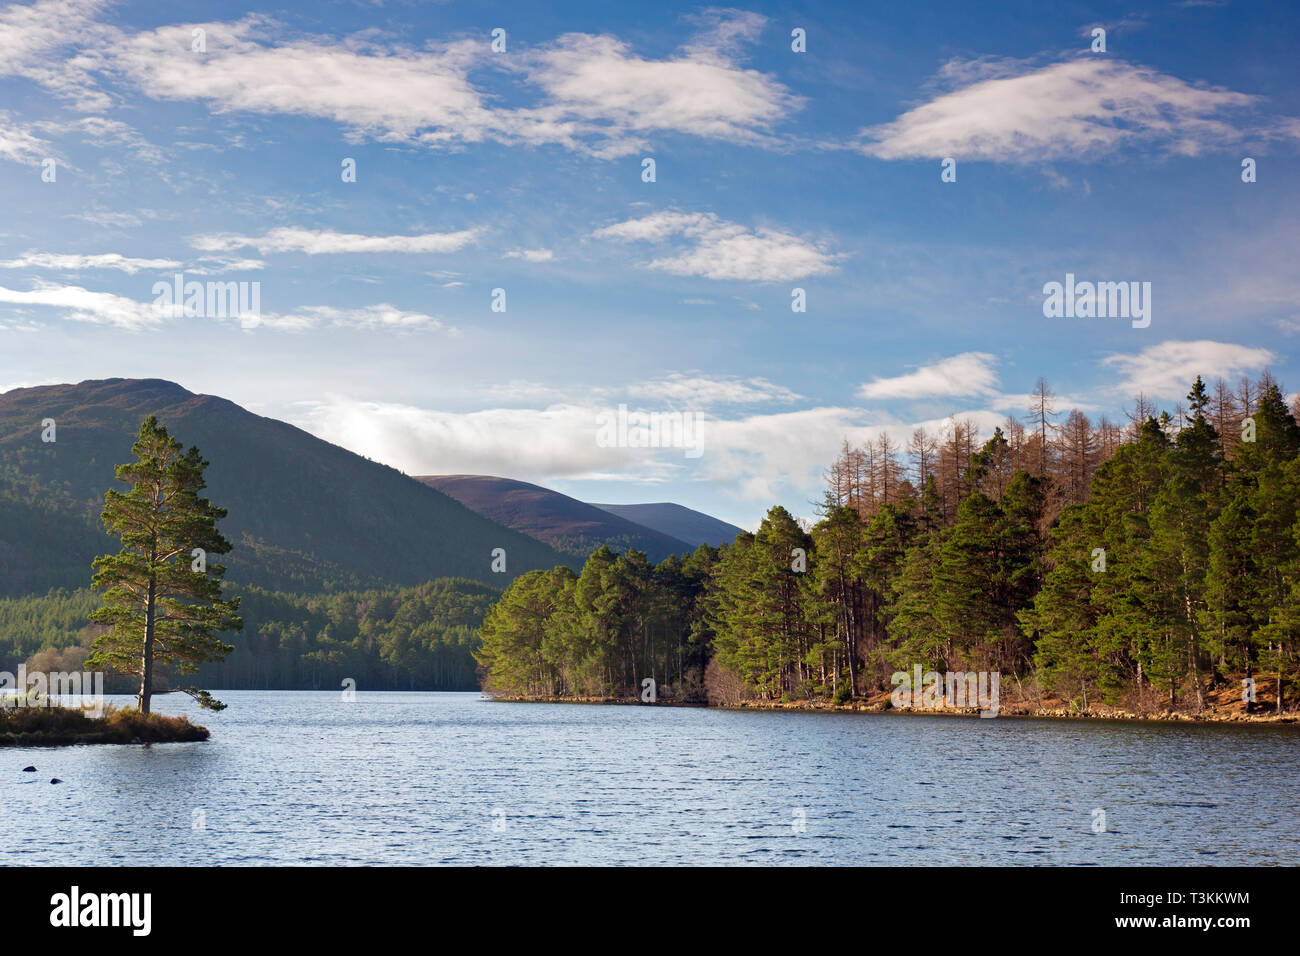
[1,0,1297,530]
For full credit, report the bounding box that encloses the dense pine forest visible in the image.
[477,374,1300,715]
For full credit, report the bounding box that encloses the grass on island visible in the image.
[0,703,209,747]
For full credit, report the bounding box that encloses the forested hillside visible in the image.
[477,374,1300,715]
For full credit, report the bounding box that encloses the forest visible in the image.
[0,578,498,692]
[476,374,1300,715]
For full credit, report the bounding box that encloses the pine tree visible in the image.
[87,416,241,713]
[859,501,917,687]
[810,504,865,696]
[1023,504,1104,708]
[1138,380,1223,710]
[711,508,812,699]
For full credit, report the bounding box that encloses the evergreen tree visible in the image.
[87,416,241,713]
[1024,504,1104,708]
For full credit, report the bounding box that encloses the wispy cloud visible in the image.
[189,256,266,275]
[1102,339,1276,397]
[482,373,803,407]
[519,12,800,157]
[0,281,164,330]
[34,116,165,164]
[191,226,481,255]
[504,248,554,262]
[855,57,1295,162]
[0,252,182,274]
[107,11,798,159]
[857,351,1000,399]
[268,304,450,332]
[0,280,449,334]
[0,0,110,109]
[0,110,47,163]
[593,211,840,281]
[631,373,802,405]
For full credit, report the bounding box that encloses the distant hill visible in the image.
[0,379,574,596]
[415,475,694,564]
[589,502,744,547]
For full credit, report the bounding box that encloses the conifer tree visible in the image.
[88,416,241,713]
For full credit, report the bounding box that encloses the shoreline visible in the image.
[483,693,1299,725]
[0,706,210,747]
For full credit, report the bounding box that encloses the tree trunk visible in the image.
[139,573,156,714]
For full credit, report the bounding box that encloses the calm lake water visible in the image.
[3,690,1297,865]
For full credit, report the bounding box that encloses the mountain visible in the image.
[0,378,575,596]
[589,502,744,547]
[415,475,694,564]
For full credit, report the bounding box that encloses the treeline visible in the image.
[477,374,1300,714]
[0,578,499,691]
[475,549,718,700]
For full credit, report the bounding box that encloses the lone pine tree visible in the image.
[88,415,241,714]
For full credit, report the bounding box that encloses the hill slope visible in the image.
[589,502,744,547]
[416,475,694,564]
[0,379,574,595]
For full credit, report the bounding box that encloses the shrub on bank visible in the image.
[0,704,209,746]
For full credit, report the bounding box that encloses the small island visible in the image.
[0,703,208,747]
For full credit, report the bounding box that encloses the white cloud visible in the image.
[115,19,501,146]
[504,248,554,262]
[297,397,881,495]
[1102,339,1276,397]
[631,373,802,405]
[0,280,448,334]
[0,0,110,109]
[593,211,839,281]
[0,110,47,163]
[297,398,676,482]
[291,379,1132,510]
[191,226,481,255]
[268,304,449,332]
[857,352,1000,399]
[68,209,148,229]
[290,394,901,506]
[0,252,182,274]
[189,256,266,274]
[35,115,164,164]
[701,406,879,502]
[481,374,803,408]
[108,12,797,159]
[0,281,163,330]
[856,57,1293,162]
[521,18,800,157]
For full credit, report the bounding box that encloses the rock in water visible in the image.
[22,766,36,772]
[49,778,62,784]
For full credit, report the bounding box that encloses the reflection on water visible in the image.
[3,691,1297,865]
